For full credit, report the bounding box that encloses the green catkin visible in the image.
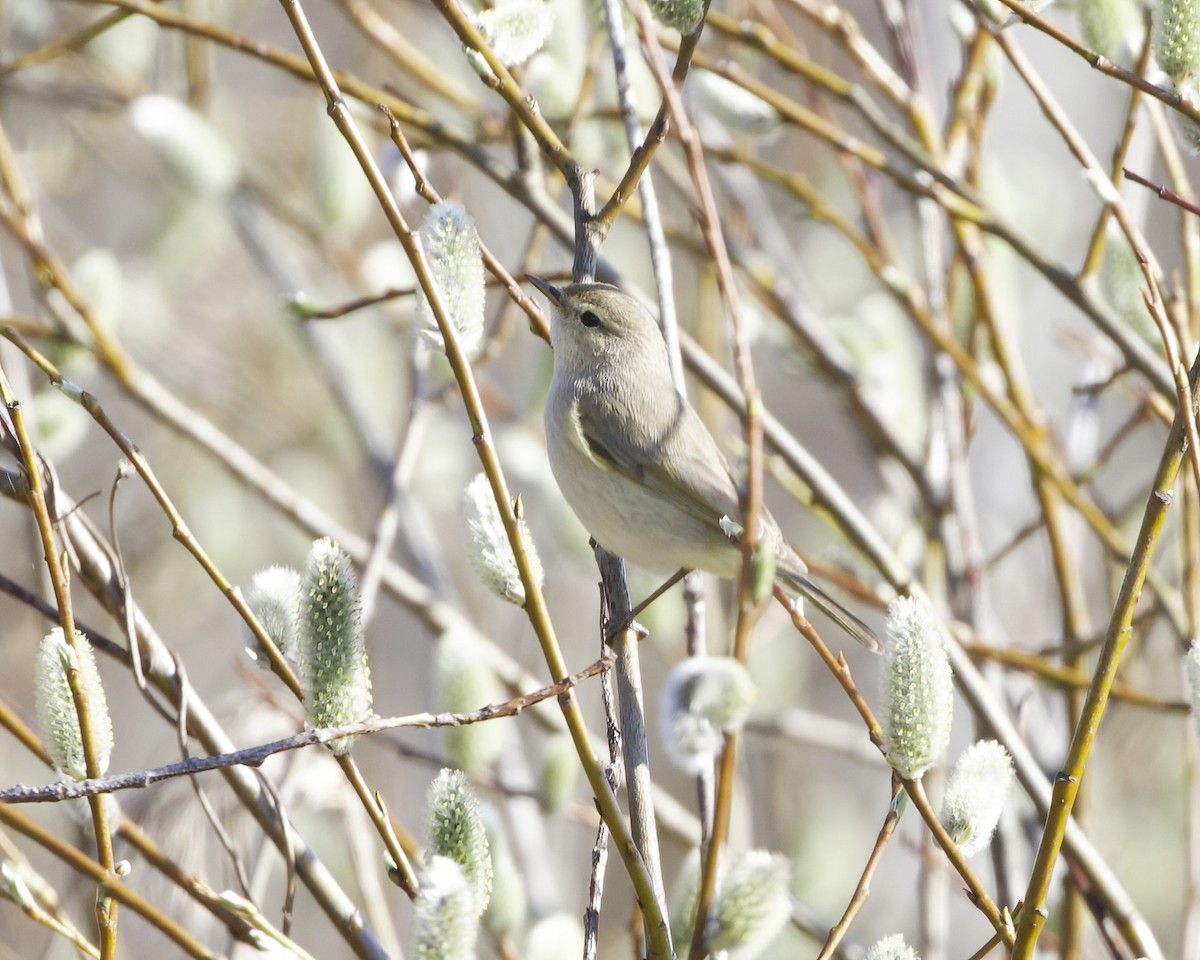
[881,596,954,779]
[705,850,793,959]
[300,538,373,754]
[426,769,492,914]
[646,0,704,35]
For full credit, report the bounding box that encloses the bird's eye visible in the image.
[580,310,601,328]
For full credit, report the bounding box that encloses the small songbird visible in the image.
[529,276,879,651]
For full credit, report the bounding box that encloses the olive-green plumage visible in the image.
[532,276,879,651]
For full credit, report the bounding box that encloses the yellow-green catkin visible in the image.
[1157,0,1200,83]
[534,731,580,814]
[433,629,505,773]
[300,538,373,754]
[704,850,793,959]
[1077,0,1144,63]
[646,0,704,34]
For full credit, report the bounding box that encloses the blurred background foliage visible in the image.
[0,0,1198,957]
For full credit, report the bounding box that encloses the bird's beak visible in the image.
[525,274,563,306]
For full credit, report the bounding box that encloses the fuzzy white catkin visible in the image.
[310,102,375,232]
[415,202,485,355]
[128,95,240,197]
[940,739,1015,857]
[73,249,124,333]
[434,629,505,773]
[690,71,781,136]
[660,656,757,774]
[35,629,113,780]
[300,538,373,753]
[865,933,922,960]
[1186,641,1200,740]
[471,0,554,68]
[705,850,793,959]
[881,596,954,779]
[462,472,542,605]
[245,566,302,670]
[409,856,480,960]
[426,769,492,915]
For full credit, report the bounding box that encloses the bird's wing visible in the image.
[574,392,743,529]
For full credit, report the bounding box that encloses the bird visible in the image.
[529,275,879,652]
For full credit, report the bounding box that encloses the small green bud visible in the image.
[940,739,1015,857]
[705,850,793,959]
[300,538,373,753]
[426,769,492,915]
[1,861,36,910]
[660,656,758,774]
[35,629,112,780]
[881,596,954,779]
[434,629,505,773]
[244,565,302,670]
[409,856,480,960]
[415,202,485,355]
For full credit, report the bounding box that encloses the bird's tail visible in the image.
[776,567,881,653]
